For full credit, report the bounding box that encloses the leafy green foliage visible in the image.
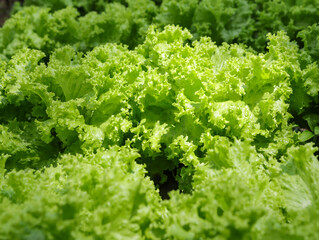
[1,0,319,238]
[1,0,319,61]
[0,24,319,238]
[0,1,158,59]
[155,0,319,51]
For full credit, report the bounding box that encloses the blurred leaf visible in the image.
[299,130,315,142]
[303,114,319,132]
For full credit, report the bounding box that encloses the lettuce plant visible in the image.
[3,0,319,60]
[1,24,319,239]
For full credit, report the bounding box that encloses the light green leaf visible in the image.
[298,130,315,142]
